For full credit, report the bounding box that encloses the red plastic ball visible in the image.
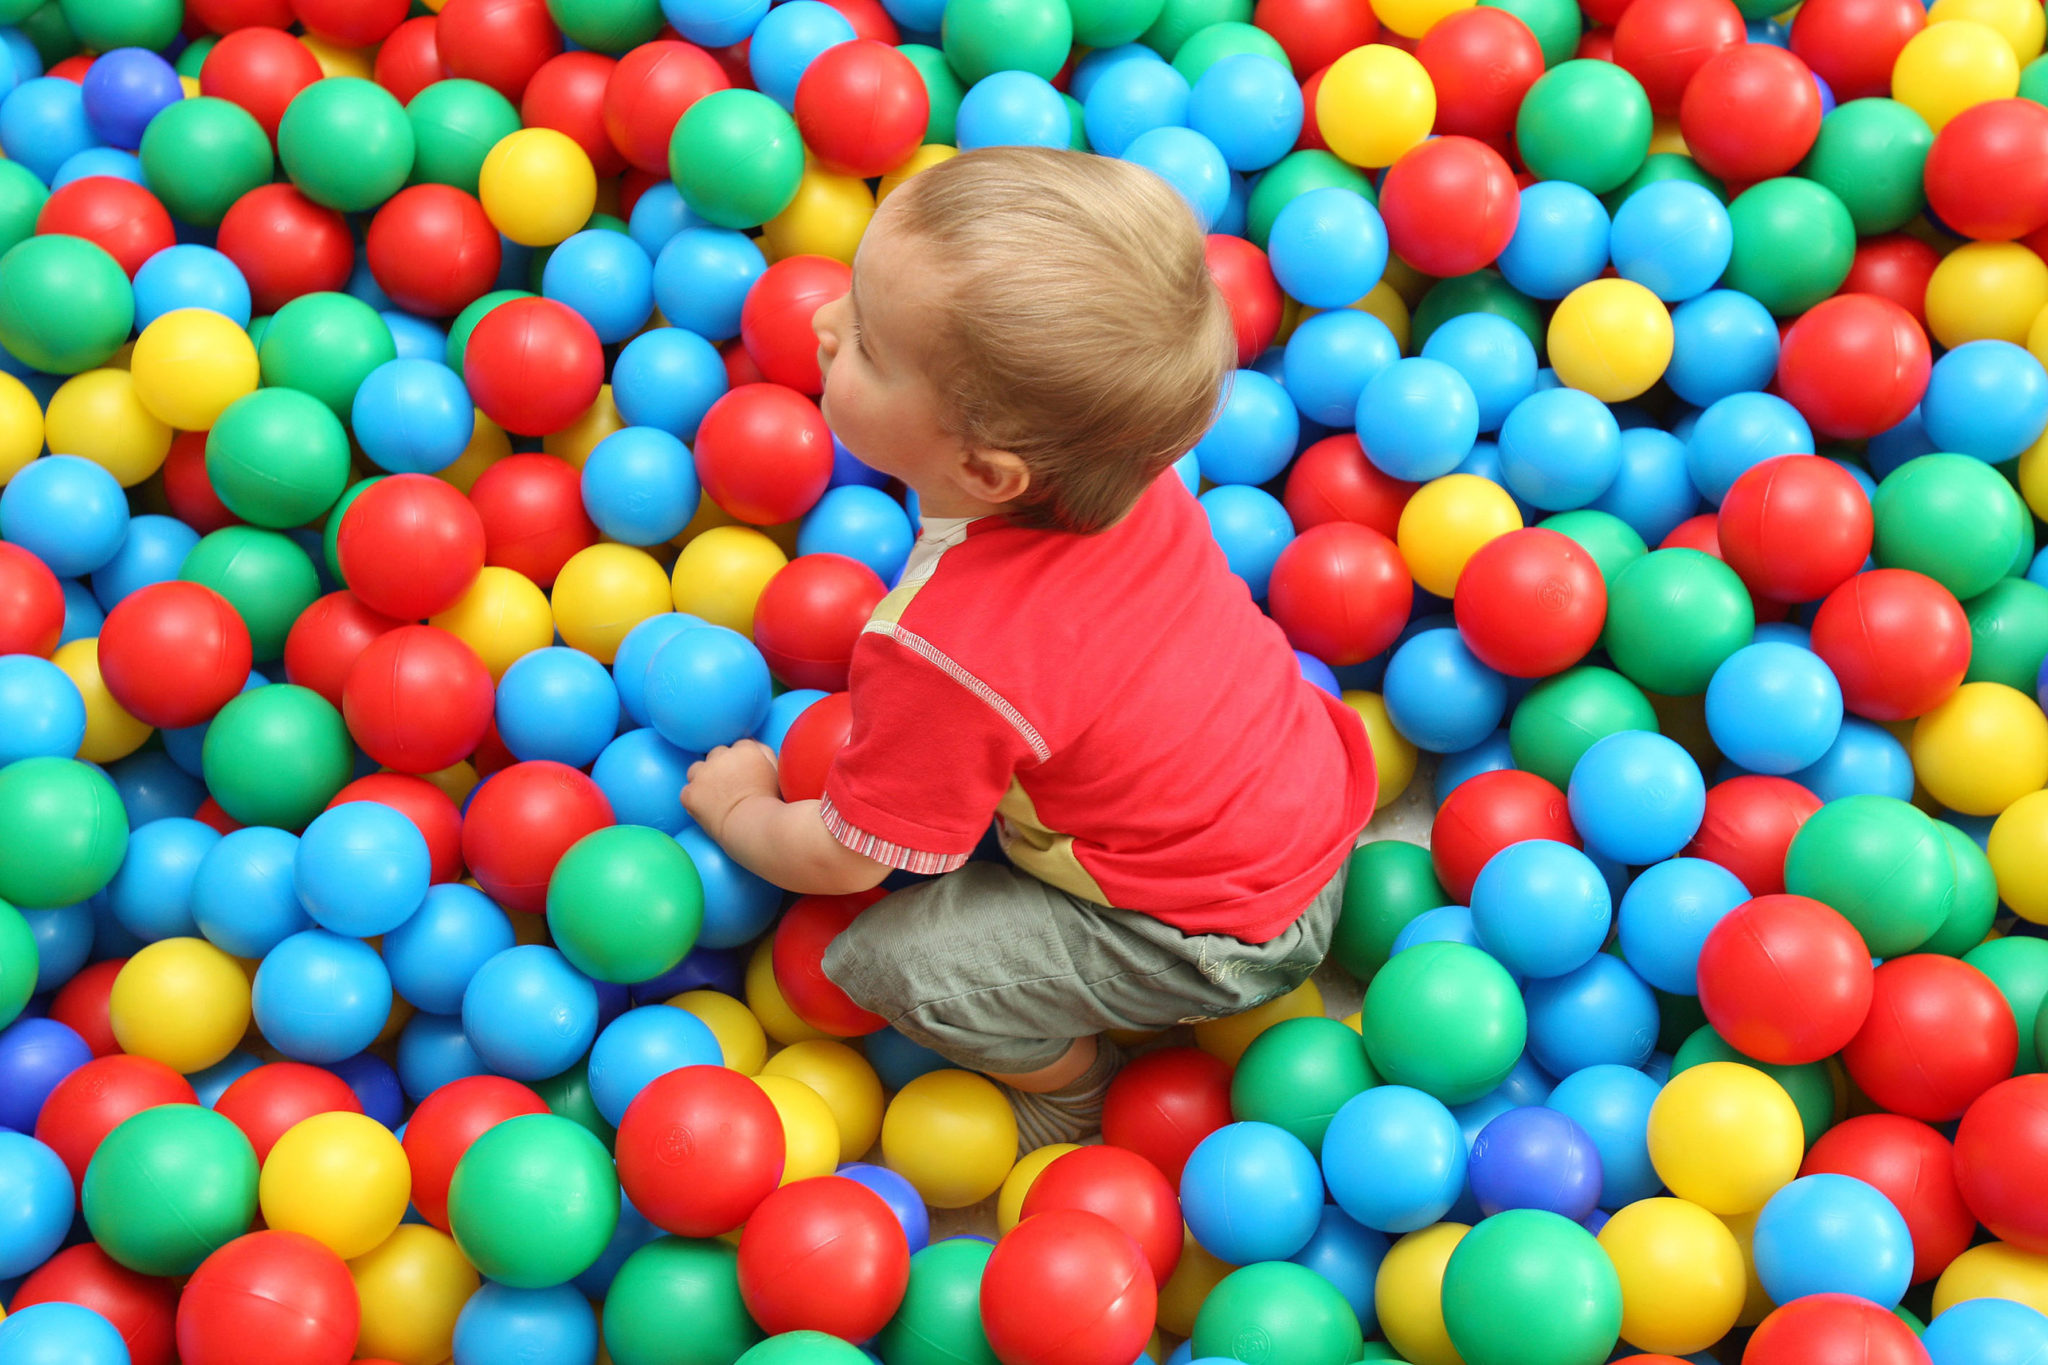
[199,28,323,141]
[741,255,850,395]
[187,0,294,30]
[461,760,615,912]
[36,177,176,279]
[1809,568,1970,721]
[1432,768,1578,903]
[336,473,488,620]
[738,1176,912,1340]
[1954,1075,2048,1254]
[1842,235,1942,328]
[467,452,598,588]
[1844,955,2017,1122]
[35,1054,197,1187]
[616,1065,787,1237]
[1380,136,1519,278]
[1296,66,1332,152]
[373,16,443,103]
[777,691,853,804]
[11,1244,179,1365]
[1100,1046,1234,1189]
[1789,0,1925,102]
[603,40,730,175]
[400,1075,550,1231]
[1801,1113,1973,1283]
[752,553,888,692]
[1415,7,1545,139]
[522,51,628,178]
[48,55,91,83]
[1678,44,1823,184]
[291,0,406,45]
[821,0,902,43]
[1745,1294,1930,1365]
[1924,98,2048,242]
[981,1208,1157,1365]
[694,384,835,526]
[1019,1146,1183,1288]
[1661,513,1793,622]
[216,183,353,313]
[1682,775,1821,896]
[1255,0,1379,76]
[212,1062,363,1165]
[1267,521,1414,666]
[178,1230,359,1365]
[772,891,890,1036]
[723,339,767,388]
[435,0,564,101]
[96,582,253,729]
[48,959,124,1058]
[794,40,927,178]
[1577,27,1616,60]
[366,184,503,319]
[464,297,606,437]
[1716,455,1877,603]
[1774,297,1929,442]
[1282,435,1416,538]
[193,798,244,836]
[619,167,665,220]
[343,625,495,775]
[1452,528,1606,678]
[162,432,241,536]
[1695,894,1873,1065]
[0,542,68,659]
[284,591,405,710]
[1612,0,1746,114]
[1205,234,1284,367]
[328,773,465,885]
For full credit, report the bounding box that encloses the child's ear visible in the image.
[958,448,1031,505]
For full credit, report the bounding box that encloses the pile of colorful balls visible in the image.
[3,0,2048,1361]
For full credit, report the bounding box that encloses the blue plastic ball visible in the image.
[1705,642,1844,775]
[462,945,600,1081]
[1355,358,1479,482]
[1081,56,1189,159]
[1383,627,1508,754]
[574,1192,663,1298]
[453,1282,601,1365]
[80,48,181,150]
[645,624,773,753]
[956,71,1069,150]
[397,1010,489,1099]
[1288,1204,1388,1334]
[0,455,131,579]
[754,688,828,753]
[382,310,447,363]
[51,146,143,188]
[661,0,770,50]
[0,655,84,765]
[1920,1296,2048,1365]
[1436,730,1516,804]
[188,1050,264,1107]
[1201,484,1294,600]
[106,815,219,942]
[1470,839,1612,980]
[582,428,701,548]
[1589,427,1699,546]
[612,613,701,729]
[1282,308,1400,427]
[612,327,727,441]
[652,229,766,343]
[1422,313,1539,433]
[0,1018,90,1133]
[132,245,252,330]
[1615,856,1749,995]
[828,435,889,491]
[1121,127,1231,230]
[1268,186,1388,310]
[89,513,197,609]
[1524,953,1660,1076]
[1498,387,1623,510]
[1609,180,1733,303]
[383,881,516,1016]
[1467,1104,1603,1221]
[798,485,914,584]
[57,578,105,649]
[592,729,695,835]
[351,359,475,476]
[836,1162,932,1254]
[1685,391,1815,504]
[1297,650,1341,696]
[1193,367,1299,486]
[1391,905,1492,961]
[253,929,394,1064]
[542,229,657,345]
[1497,181,1611,301]
[498,645,623,770]
[1921,338,2048,463]
[22,902,89,993]
[293,800,430,938]
[1187,52,1301,172]
[1069,43,1166,103]
[749,1,856,108]
[191,826,310,958]
[1321,1086,1467,1234]
[865,1025,951,1091]
[587,1005,723,1127]
[1752,1173,1913,1308]
[627,181,699,259]
[1181,1120,1326,1260]
[678,826,782,950]
[1667,289,1780,409]
[1569,730,1707,865]
[329,1050,405,1128]
[0,1301,129,1365]
[631,945,744,1004]
[0,78,97,185]
[1543,1063,1662,1210]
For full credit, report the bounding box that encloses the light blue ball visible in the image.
[1753,1173,1913,1308]
[107,748,204,827]
[1544,1063,1662,1210]
[1321,1086,1467,1234]
[1194,367,1299,486]
[1470,839,1611,980]
[1181,1120,1326,1260]
[89,513,197,609]
[132,244,252,330]
[1705,641,1844,775]
[383,881,515,1015]
[23,902,90,993]
[748,1,856,108]
[1355,357,1478,483]
[542,228,657,345]
[613,326,727,441]
[1383,628,1508,754]
[189,1050,264,1107]
[1667,289,1780,409]
[627,181,699,259]
[592,729,696,835]
[382,310,448,363]
[1423,313,1539,433]
[588,1005,723,1126]
[754,688,829,753]
[192,826,310,959]
[0,1301,129,1365]
[1786,715,1914,803]
[582,427,701,547]
[1288,1204,1388,1334]
[497,646,623,769]
[0,1130,71,1277]
[1590,427,1699,547]
[106,815,220,942]
[646,624,773,753]
[1201,484,1294,600]
[57,577,104,649]
[454,1282,601,1365]
[1269,186,1388,310]
[0,78,96,184]
[397,1010,489,1099]
[1497,181,1611,301]
[613,612,702,729]
[1499,386,1623,510]
[164,671,265,778]
[957,71,1069,149]
[1686,391,1814,504]
[0,655,84,764]
[1392,905,1493,962]
[1524,953,1660,1076]
[1922,338,2048,463]
[798,484,914,584]
[461,944,600,1081]
[1081,56,1189,160]
[1921,1296,2048,1365]
[254,929,394,1063]
[1122,127,1231,231]
[352,358,475,475]
[1609,180,1733,303]
[661,0,771,50]
[1569,729,1707,865]
[294,800,431,938]
[51,146,142,188]
[653,228,766,343]
[1436,730,1515,805]
[1069,43,1165,104]
[1615,856,1749,995]
[1188,53,1301,172]
[0,454,130,579]
[678,825,782,950]
[1282,308,1399,427]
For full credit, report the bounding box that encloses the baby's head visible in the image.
[816,147,1233,534]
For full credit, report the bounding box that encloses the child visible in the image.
[681,146,1378,1150]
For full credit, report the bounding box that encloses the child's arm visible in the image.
[681,740,893,897]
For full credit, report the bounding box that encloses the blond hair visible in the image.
[886,147,1235,534]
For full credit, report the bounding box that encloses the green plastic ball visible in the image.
[449,1113,620,1289]
[898,45,965,145]
[1964,578,2048,692]
[1515,60,1653,194]
[547,0,664,50]
[2035,985,2048,1081]
[1797,99,1931,236]
[1440,1210,1621,1365]
[0,0,40,23]
[1723,176,1856,317]
[278,77,417,213]
[1230,1016,1379,1157]
[258,291,399,420]
[1,901,35,1028]
[1510,666,1660,791]
[0,757,129,910]
[1141,0,1251,60]
[323,477,383,585]
[1671,1025,1835,1146]
[1602,152,1726,214]
[1063,91,1087,149]
[138,97,275,228]
[20,2,81,67]
[1412,271,1545,354]
[1872,454,2028,603]
[0,235,134,375]
[671,90,807,230]
[1602,549,1756,697]
[200,683,354,830]
[407,79,524,195]
[81,1106,260,1277]
[876,1238,999,1365]
[1964,935,2048,1073]
[447,289,534,375]
[176,34,216,78]
[1191,1261,1365,1365]
[1171,21,1288,83]
[1783,794,1956,959]
[1068,0,1165,49]
[738,1333,875,1364]
[1329,839,1448,981]
[2024,52,2048,105]
[547,826,704,984]
[1244,150,1374,248]
[943,0,1075,83]
[0,160,48,258]
[1919,820,2001,958]
[604,1237,763,1365]
[59,0,180,51]
[1481,0,1579,65]
[180,528,322,664]
[536,1064,616,1146]
[205,389,352,530]
[1656,986,1709,1054]
[1538,510,1649,585]
[1360,941,1526,1105]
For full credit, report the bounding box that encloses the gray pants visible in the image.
[821,858,1347,1073]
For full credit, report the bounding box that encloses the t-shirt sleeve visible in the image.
[820,625,1041,874]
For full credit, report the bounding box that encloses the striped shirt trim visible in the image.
[820,794,971,875]
[859,620,1053,763]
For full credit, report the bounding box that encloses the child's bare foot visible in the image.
[1002,1036,1124,1156]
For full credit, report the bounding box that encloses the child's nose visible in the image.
[813,297,844,350]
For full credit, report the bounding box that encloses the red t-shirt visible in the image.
[819,474,1378,943]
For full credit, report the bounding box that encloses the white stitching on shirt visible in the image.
[861,619,1053,763]
[818,793,972,874]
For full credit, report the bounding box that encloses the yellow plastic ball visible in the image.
[762,1039,885,1160]
[129,309,261,434]
[429,565,556,681]
[1647,115,1690,156]
[1343,690,1416,809]
[754,1072,843,1183]
[1929,0,2045,62]
[1927,242,2048,349]
[1719,1209,1775,1327]
[1597,1197,1748,1356]
[671,524,789,636]
[673,988,769,1075]
[44,368,173,489]
[480,128,598,247]
[1934,1240,2048,1316]
[2027,304,2048,384]
[541,385,626,469]
[551,543,673,664]
[1397,473,1523,598]
[1193,977,1324,1067]
[260,1111,412,1260]
[1316,45,1436,169]
[1892,19,2019,130]
[1911,681,2048,816]
[0,371,42,487]
[996,1142,1080,1234]
[1549,279,1674,402]
[878,144,957,203]
[1375,1223,1470,1365]
[880,1070,1017,1209]
[435,409,511,494]
[1158,1227,1236,1337]
[762,166,875,265]
[52,638,152,763]
[108,937,251,1074]
[420,762,482,809]
[1371,0,1473,37]
[299,33,376,79]
[349,1224,481,1365]
[1647,1062,1804,1215]
[746,937,829,1046]
[1354,282,1411,355]
[1990,789,2048,924]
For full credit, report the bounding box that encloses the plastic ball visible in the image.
[1470,839,1611,980]
[256,1111,408,1261]
[252,930,391,1064]
[460,943,599,1080]
[342,625,494,775]
[1176,1119,1322,1262]
[1383,627,1509,754]
[1613,0,1746,111]
[1752,1173,1914,1309]
[1811,568,1971,721]
[1355,357,1480,483]
[448,1112,619,1289]
[982,1208,1158,1365]
[1747,1293,1930,1365]
[1921,1298,2048,1365]
[1,456,130,580]
[1380,136,1519,280]
[737,1176,909,1339]
[1358,939,1527,1104]
[1845,954,2017,1121]
[1596,1197,1746,1357]
[1441,1209,1622,1365]
[1913,681,2048,816]
[1646,1061,1804,1215]
[644,623,773,753]
[463,296,605,438]
[81,1104,259,1277]
[1100,1046,1233,1189]
[1314,44,1434,169]
[1265,186,1387,311]
[9,1242,179,1365]
[670,88,805,229]
[880,1070,1014,1209]
[1693,892,1872,1066]
[107,937,249,1075]
[0,1129,71,1280]
[1783,793,1957,957]
[211,1062,361,1165]
[1516,58,1653,194]
[336,474,486,620]
[1397,472,1528,599]
[0,1303,134,1365]
[1195,1259,1363,1365]
[1417,7,1543,140]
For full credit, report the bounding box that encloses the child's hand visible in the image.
[682,739,782,842]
